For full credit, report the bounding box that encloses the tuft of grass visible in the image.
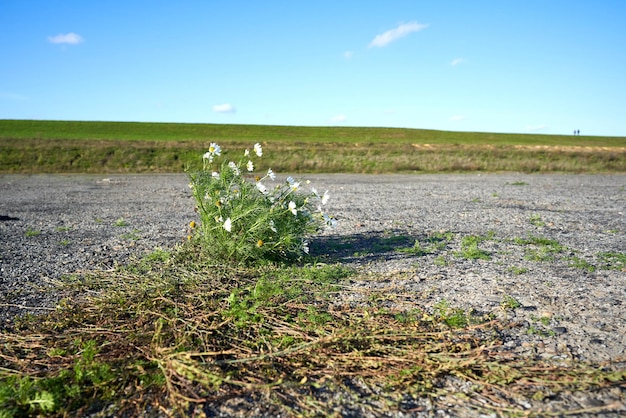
[113,218,128,227]
[500,295,522,311]
[527,315,557,337]
[598,252,626,271]
[568,256,596,272]
[397,231,455,256]
[508,265,528,275]
[529,214,546,227]
[434,300,470,328]
[24,228,41,237]
[456,234,492,260]
[397,239,430,256]
[514,235,564,262]
[434,255,448,266]
[120,229,141,241]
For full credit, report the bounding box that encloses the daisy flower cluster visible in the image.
[188,142,335,263]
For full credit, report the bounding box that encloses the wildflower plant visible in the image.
[188,142,335,263]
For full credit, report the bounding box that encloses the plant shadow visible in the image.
[310,229,429,264]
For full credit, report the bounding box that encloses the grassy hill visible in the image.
[1,119,624,173]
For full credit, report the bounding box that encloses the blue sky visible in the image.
[2,1,625,136]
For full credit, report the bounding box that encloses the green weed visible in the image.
[527,315,557,337]
[397,239,429,256]
[527,325,556,337]
[514,235,564,261]
[501,295,521,310]
[598,252,626,270]
[569,256,596,272]
[529,214,545,227]
[434,300,470,328]
[0,340,116,416]
[113,218,128,227]
[24,228,41,237]
[508,266,528,275]
[456,234,492,260]
[434,255,448,266]
[120,229,141,240]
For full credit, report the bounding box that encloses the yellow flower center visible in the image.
[257,240,264,247]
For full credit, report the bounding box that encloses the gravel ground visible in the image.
[1,173,625,416]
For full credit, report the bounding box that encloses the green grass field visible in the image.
[1,119,625,173]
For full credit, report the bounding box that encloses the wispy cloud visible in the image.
[212,104,236,113]
[449,115,465,121]
[451,58,464,67]
[48,32,83,45]
[526,124,548,131]
[368,22,428,48]
[343,51,354,59]
[330,115,347,123]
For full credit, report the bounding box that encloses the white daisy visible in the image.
[254,142,263,157]
[256,182,269,194]
[203,143,222,163]
[288,201,297,215]
[228,161,240,176]
[321,191,330,205]
[286,176,300,191]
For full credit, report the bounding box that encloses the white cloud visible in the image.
[526,124,548,131]
[451,58,464,67]
[368,22,428,48]
[212,104,236,113]
[344,51,354,59]
[449,115,465,121]
[48,32,83,45]
[330,115,347,123]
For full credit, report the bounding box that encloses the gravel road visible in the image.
[1,173,625,415]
